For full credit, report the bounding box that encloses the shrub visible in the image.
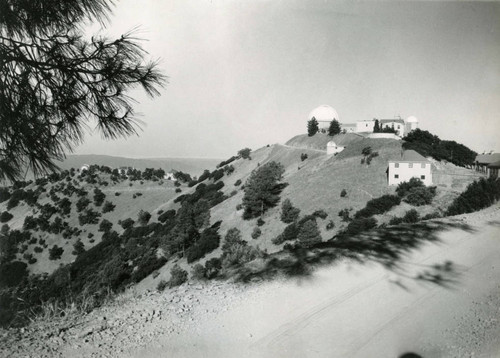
[312,209,328,219]
[48,245,64,260]
[280,199,300,223]
[78,208,101,225]
[102,201,116,213]
[251,227,262,240]
[0,188,11,203]
[157,280,168,292]
[354,195,401,218]
[76,197,91,212]
[361,146,372,156]
[0,261,28,288]
[326,220,335,230]
[446,178,500,216]
[403,186,437,206]
[34,246,43,253]
[0,211,13,223]
[205,257,221,279]
[238,148,252,160]
[234,179,242,186]
[389,216,403,226]
[396,178,425,197]
[93,188,106,206]
[158,209,176,223]
[138,210,152,226]
[338,208,352,222]
[257,218,265,227]
[186,227,221,263]
[115,192,121,196]
[272,222,299,245]
[297,218,321,247]
[422,212,441,221]
[300,153,308,161]
[119,218,135,230]
[169,264,188,288]
[191,264,207,280]
[99,219,113,233]
[175,188,182,193]
[343,217,378,237]
[340,189,347,198]
[0,224,9,234]
[402,209,420,223]
[72,240,85,255]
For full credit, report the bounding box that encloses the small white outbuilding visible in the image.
[327,141,345,155]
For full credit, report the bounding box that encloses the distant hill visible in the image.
[57,155,222,177]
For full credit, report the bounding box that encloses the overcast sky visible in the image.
[75,0,500,159]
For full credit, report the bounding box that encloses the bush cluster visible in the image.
[354,195,401,219]
[280,199,300,223]
[446,178,500,216]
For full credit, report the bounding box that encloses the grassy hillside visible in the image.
[0,133,485,326]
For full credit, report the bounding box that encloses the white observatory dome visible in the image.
[406,116,418,123]
[308,105,339,122]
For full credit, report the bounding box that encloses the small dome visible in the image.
[308,105,339,122]
[406,116,418,123]
[327,141,337,147]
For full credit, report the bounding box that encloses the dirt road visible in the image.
[132,208,500,358]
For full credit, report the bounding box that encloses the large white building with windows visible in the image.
[388,150,432,186]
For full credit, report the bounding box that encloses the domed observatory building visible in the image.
[308,105,339,132]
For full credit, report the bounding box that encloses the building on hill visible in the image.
[326,141,345,155]
[308,105,340,132]
[118,166,133,175]
[80,164,90,172]
[388,150,432,186]
[487,161,500,179]
[307,105,418,138]
[475,153,500,177]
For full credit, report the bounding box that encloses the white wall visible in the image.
[356,121,375,133]
[327,144,344,155]
[388,161,432,186]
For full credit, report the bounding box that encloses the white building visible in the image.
[388,150,432,186]
[326,141,345,155]
[307,105,419,138]
[80,164,90,172]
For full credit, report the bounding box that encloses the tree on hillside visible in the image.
[307,117,319,137]
[328,119,341,136]
[373,119,380,133]
[238,148,252,160]
[242,161,286,219]
[0,0,166,181]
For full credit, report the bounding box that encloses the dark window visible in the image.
[420,175,425,180]
[409,163,413,168]
[395,174,399,179]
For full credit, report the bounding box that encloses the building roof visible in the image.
[380,119,405,125]
[308,105,339,122]
[476,153,500,165]
[390,149,429,163]
[488,160,500,169]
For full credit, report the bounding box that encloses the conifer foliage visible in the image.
[242,161,286,219]
[307,117,319,136]
[0,0,166,180]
